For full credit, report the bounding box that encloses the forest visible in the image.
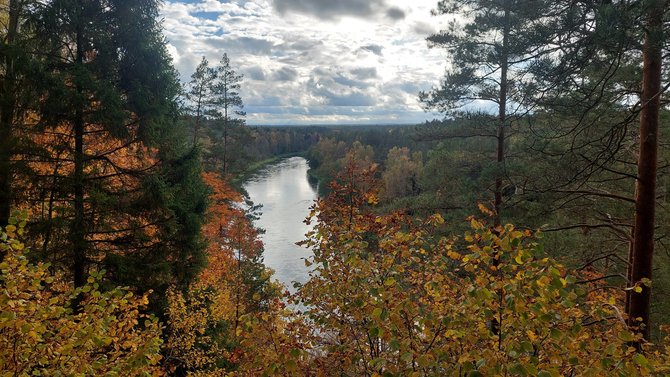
[1,0,670,376]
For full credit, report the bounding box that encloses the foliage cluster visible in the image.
[161,172,292,375]
[0,216,163,376]
[295,165,670,376]
[3,162,670,376]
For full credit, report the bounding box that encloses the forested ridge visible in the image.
[1,0,670,376]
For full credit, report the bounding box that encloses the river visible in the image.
[243,157,318,292]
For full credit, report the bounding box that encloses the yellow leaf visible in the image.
[470,218,483,230]
[526,330,537,342]
[447,250,461,260]
[515,254,524,265]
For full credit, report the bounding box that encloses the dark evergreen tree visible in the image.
[0,0,39,228]
[24,0,207,295]
[626,0,667,343]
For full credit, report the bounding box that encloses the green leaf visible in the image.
[285,359,297,371]
[372,307,383,318]
[417,355,433,367]
[618,331,635,342]
[632,353,650,368]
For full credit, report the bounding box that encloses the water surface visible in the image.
[243,157,317,291]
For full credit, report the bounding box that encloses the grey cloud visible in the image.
[227,16,248,24]
[285,38,324,52]
[271,66,299,81]
[349,67,378,80]
[307,72,376,107]
[333,73,370,89]
[360,44,383,56]
[273,0,385,19]
[326,92,375,106]
[245,66,266,81]
[386,7,405,20]
[247,96,284,107]
[271,38,325,63]
[412,21,435,36]
[398,82,421,94]
[216,36,276,55]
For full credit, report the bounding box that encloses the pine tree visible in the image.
[209,53,246,175]
[421,0,552,225]
[627,0,667,343]
[186,56,216,146]
[525,0,669,342]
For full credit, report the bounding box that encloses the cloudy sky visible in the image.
[161,0,449,125]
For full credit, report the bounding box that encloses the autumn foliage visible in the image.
[3,164,670,376]
[162,172,286,375]
[294,161,670,376]
[0,215,163,376]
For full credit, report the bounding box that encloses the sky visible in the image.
[160,0,450,125]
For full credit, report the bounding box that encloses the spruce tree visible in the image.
[25,0,207,294]
[0,0,38,228]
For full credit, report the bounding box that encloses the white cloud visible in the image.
[161,0,449,125]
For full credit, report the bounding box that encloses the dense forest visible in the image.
[1,0,670,376]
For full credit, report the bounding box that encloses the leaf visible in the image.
[515,254,524,265]
[417,355,433,367]
[372,308,383,318]
[618,331,635,342]
[632,353,650,368]
[470,218,483,230]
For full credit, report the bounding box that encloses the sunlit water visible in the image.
[243,157,317,292]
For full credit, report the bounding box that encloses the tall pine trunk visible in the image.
[627,0,665,342]
[495,5,510,227]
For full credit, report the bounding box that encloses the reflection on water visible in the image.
[243,157,317,292]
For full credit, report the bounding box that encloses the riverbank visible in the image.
[231,152,306,189]
[305,168,329,197]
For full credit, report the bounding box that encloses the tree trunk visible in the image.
[71,19,87,289]
[0,0,21,228]
[223,105,228,174]
[193,106,200,146]
[495,5,510,227]
[626,0,665,343]
[491,4,511,339]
